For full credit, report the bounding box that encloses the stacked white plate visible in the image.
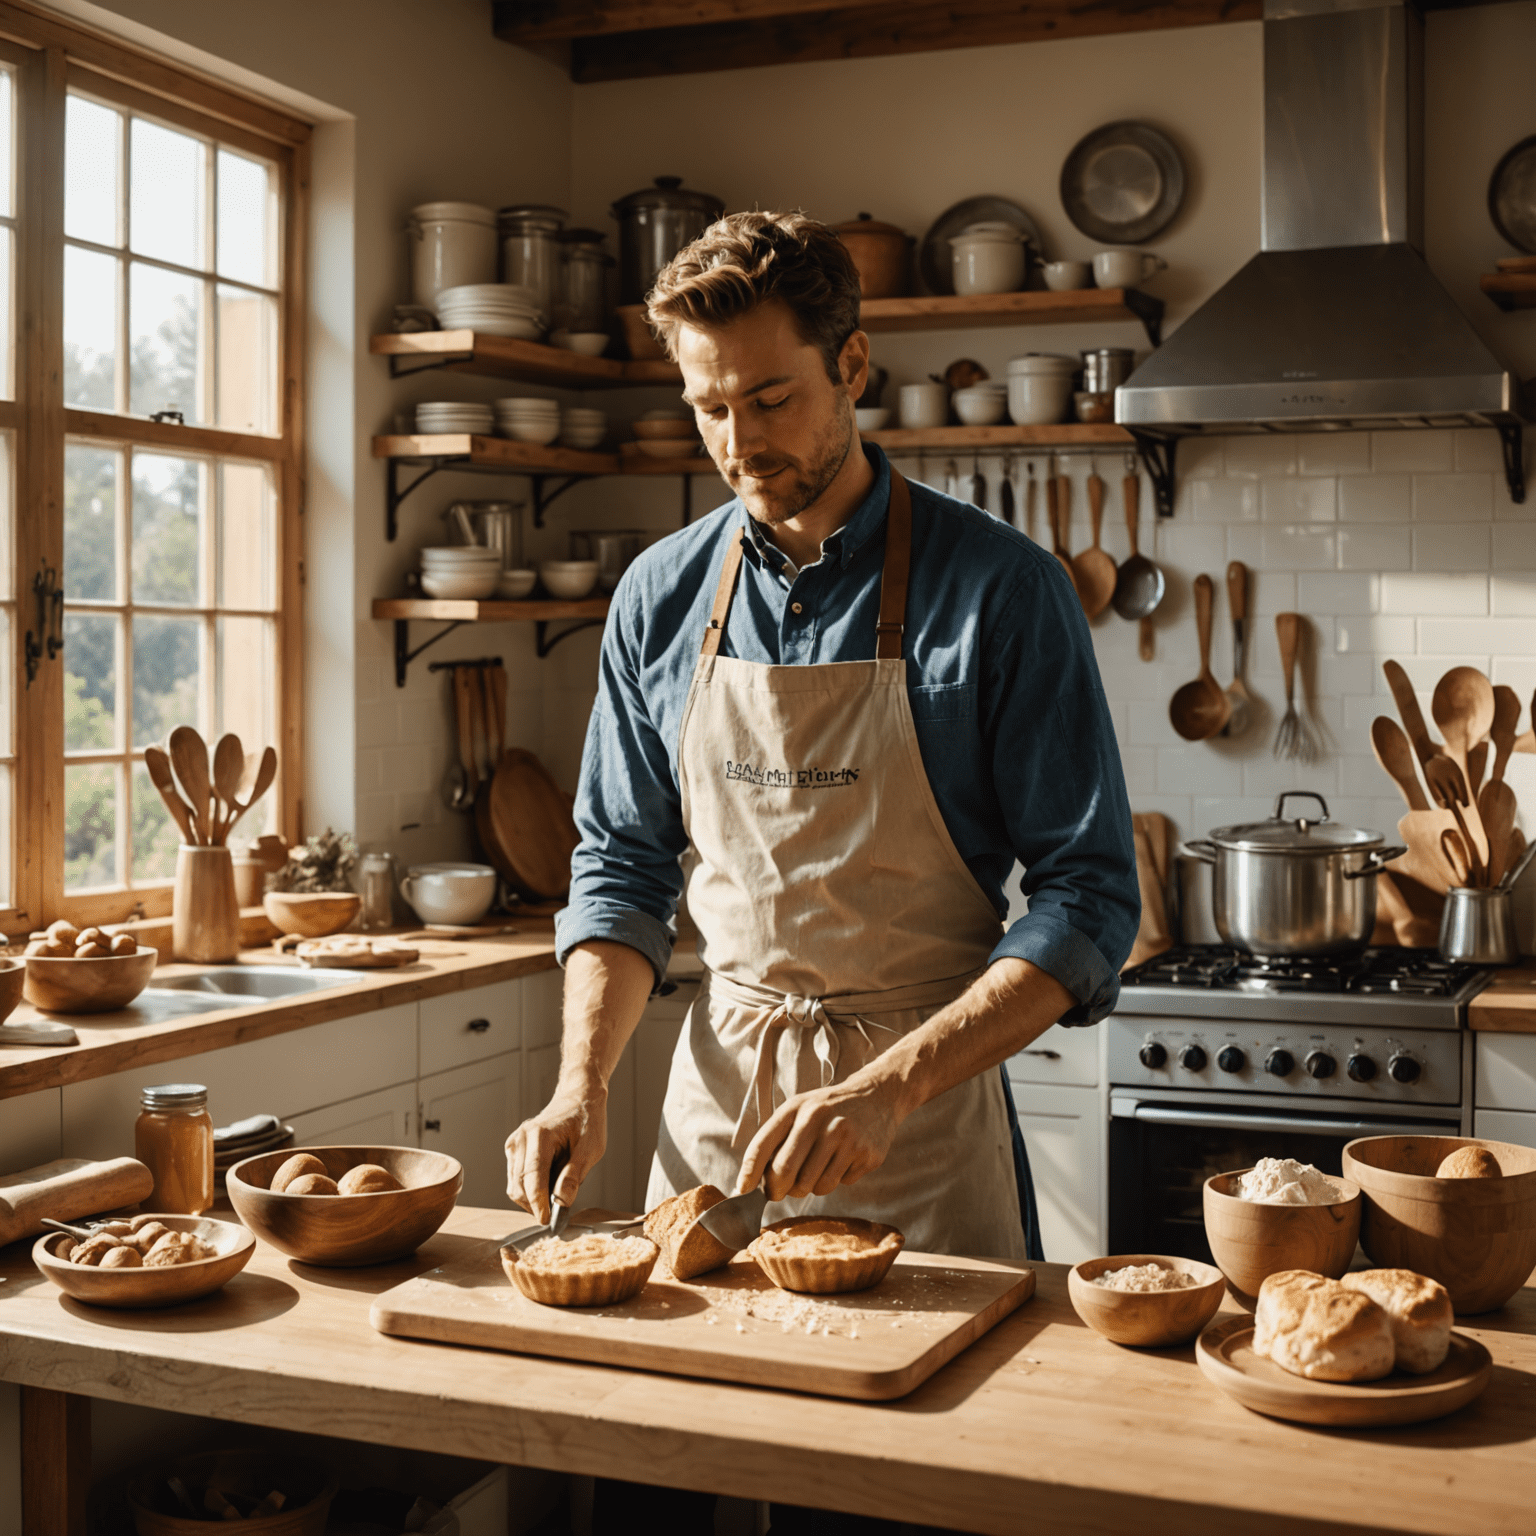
[416,400,494,436]
[435,283,546,339]
[420,545,502,600]
[561,406,608,450]
[494,396,561,446]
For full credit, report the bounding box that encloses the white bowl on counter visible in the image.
[399,862,498,926]
[540,560,599,599]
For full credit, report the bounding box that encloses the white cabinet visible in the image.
[1474,1107,1536,1149]
[1475,1034,1536,1112]
[420,981,522,1077]
[420,1052,523,1211]
[289,1083,417,1147]
[1007,1024,1100,1089]
[1006,1079,1103,1266]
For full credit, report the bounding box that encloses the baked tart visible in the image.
[500,1232,659,1307]
[644,1185,736,1280]
[748,1217,904,1295]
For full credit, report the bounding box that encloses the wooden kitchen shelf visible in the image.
[1480,272,1536,312]
[370,329,683,387]
[374,596,613,685]
[374,433,620,475]
[860,288,1164,346]
[864,423,1135,452]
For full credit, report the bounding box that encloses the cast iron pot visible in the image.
[1181,792,1405,957]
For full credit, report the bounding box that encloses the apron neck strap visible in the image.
[699,468,913,660]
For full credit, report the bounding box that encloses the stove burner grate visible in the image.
[1123,945,1487,998]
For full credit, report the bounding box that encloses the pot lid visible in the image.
[832,212,907,238]
[496,204,567,230]
[610,176,724,217]
[1209,792,1384,852]
[952,221,1026,243]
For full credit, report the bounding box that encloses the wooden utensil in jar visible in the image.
[168,726,213,844]
[1423,753,1485,883]
[210,733,244,842]
[1169,575,1231,741]
[1070,470,1117,619]
[1371,717,1430,811]
[1478,778,1518,887]
[1489,684,1521,783]
[1431,666,1496,787]
[1383,659,1439,770]
[144,745,197,846]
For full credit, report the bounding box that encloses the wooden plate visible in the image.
[33,1216,255,1309]
[484,749,579,900]
[1195,1315,1492,1427]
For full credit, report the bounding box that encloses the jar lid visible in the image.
[559,227,608,246]
[1209,792,1384,853]
[410,201,496,226]
[496,204,567,230]
[141,1082,209,1109]
[610,176,724,217]
[831,212,907,238]
[951,222,1025,244]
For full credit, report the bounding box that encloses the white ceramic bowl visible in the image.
[1006,353,1079,376]
[952,387,1008,426]
[1043,260,1092,291]
[420,571,499,600]
[898,382,949,430]
[552,331,610,356]
[399,862,497,926]
[1007,373,1074,426]
[540,560,599,599]
[420,546,501,562]
[495,568,538,599]
[854,408,891,431]
[500,420,562,446]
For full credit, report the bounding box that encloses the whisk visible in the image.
[1273,612,1320,762]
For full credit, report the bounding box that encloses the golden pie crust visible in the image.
[644,1185,735,1280]
[500,1232,659,1307]
[747,1217,904,1295]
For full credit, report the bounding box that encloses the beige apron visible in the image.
[646,472,1025,1259]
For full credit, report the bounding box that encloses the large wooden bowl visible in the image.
[1068,1255,1226,1347]
[1203,1169,1361,1309]
[129,1448,337,1536]
[0,957,23,1024]
[262,890,361,937]
[226,1145,462,1267]
[23,946,157,1013]
[1342,1135,1536,1314]
[32,1215,254,1309]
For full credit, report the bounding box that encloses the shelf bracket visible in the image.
[388,457,461,542]
[394,617,467,687]
[1130,432,1179,518]
[1122,289,1165,349]
[1497,420,1527,505]
[536,618,605,658]
[388,348,474,379]
[531,474,585,529]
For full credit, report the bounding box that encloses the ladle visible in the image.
[1070,468,1117,619]
[1169,574,1231,741]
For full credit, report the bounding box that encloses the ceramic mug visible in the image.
[898,381,950,430]
[1093,249,1167,289]
[1043,260,1091,292]
[399,861,497,926]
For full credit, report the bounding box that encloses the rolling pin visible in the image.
[0,1157,154,1246]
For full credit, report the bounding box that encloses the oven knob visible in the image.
[1265,1049,1294,1078]
[1347,1054,1377,1082]
[1217,1046,1246,1074]
[1139,1042,1167,1069]
[1180,1045,1208,1072]
[1388,1054,1421,1084]
[1305,1051,1336,1080]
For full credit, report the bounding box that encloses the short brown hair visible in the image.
[646,211,861,383]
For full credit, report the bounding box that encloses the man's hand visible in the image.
[735,1076,902,1201]
[505,1085,607,1223]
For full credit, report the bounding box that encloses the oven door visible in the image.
[1107,1093,1462,1263]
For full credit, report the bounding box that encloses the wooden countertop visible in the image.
[1468,960,1536,1033]
[2,1205,1534,1535]
[0,926,560,1102]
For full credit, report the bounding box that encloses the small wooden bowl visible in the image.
[32,1215,254,1309]
[632,418,697,441]
[747,1217,904,1294]
[500,1234,659,1306]
[1203,1169,1361,1309]
[1068,1254,1226,1347]
[1343,1135,1536,1314]
[128,1448,337,1536]
[262,890,361,938]
[23,946,158,1013]
[0,957,24,1024]
[226,1145,462,1266]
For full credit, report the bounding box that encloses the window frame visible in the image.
[0,5,309,934]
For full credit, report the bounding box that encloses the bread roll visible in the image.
[108,933,137,956]
[99,1245,142,1269]
[338,1163,402,1194]
[1436,1146,1501,1179]
[1252,1270,1395,1383]
[46,920,79,944]
[285,1173,339,1196]
[1340,1268,1453,1374]
[73,942,106,958]
[271,1153,329,1192]
[644,1185,735,1280]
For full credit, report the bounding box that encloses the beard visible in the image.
[722,401,855,528]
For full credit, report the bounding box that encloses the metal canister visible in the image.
[558,228,615,332]
[1081,347,1136,393]
[497,204,566,314]
[610,176,724,306]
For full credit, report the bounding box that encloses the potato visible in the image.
[108,933,137,956]
[128,1220,173,1251]
[285,1173,339,1196]
[45,920,79,944]
[338,1163,403,1195]
[74,942,107,958]
[270,1153,328,1193]
[99,1245,142,1269]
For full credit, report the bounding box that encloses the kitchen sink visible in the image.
[148,966,362,1000]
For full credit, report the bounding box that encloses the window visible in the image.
[0,13,308,933]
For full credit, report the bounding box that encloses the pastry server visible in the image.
[507,211,1138,1263]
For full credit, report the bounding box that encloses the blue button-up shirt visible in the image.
[555,445,1139,1025]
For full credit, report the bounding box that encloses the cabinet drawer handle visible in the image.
[1020,1049,1061,1060]
[423,1118,442,1132]
[466,1018,491,1033]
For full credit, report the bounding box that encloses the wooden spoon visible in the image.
[1431,666,1496,782]
[1044,475,1079,596]
[211,733,244,845]
[1424,753,1484,882]
[1490,684,1521,783]
[1478,779,1518,887]
[168,726,212,845]
[1070,471,1117,619]
[1371,717,1430,811]
[1383,659,1439,770]
[1220,561,1253,738]
[1440,827,1472,887]
[228,747,278,838]
[144,745,197,846]
[1169,575,1231,741]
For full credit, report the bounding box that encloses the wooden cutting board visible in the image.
[371,1239,1036,1401]
[481,749,580,901]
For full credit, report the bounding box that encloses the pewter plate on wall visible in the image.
[1489,134,1536,255]
[1060,121,1186,246]
[918,196,1049,295]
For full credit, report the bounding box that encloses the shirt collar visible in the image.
[738,444,891,573]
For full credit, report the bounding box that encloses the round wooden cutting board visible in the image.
[1195,1315,1492,1428]
[481,749,580,900]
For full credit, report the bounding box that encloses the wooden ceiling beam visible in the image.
[493,0,890,43]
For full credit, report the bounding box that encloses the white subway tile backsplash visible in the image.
[1419,617,1530,654]
[1491,574,1536,616]
[1493,524,1536,567]
[1336,616,1414,654]
[1454,428,1507,474]
[1379,572,1487,615]
[1296,432,1373,477]
[1413,473,1493,522]
[1338,475,1411,522]
[1298,573,1379,614]
[1262,477,1336,524]
[1337,525,1411,571]
[1190,478,1259,523]
[1372,432,1454,474]
[1156,747,1244,796]
[1226,524,1264,567]
[1414,522,1492,572]
[1223,436,1298,479]
[1263,525,1336,569]
[1177,437,1225,480]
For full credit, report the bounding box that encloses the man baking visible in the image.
[508,210,1138,1271]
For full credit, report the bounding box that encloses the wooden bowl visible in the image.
[226,1145,462,1267]
[616,303,666,360]
[32,1215,254,1309]
[262,890,361,938]
[0,957,23,1024]
[1342,1135,1536,1314]
[23,945,158,1013]
[747,1217,904,1294]
[1068,1254,1226,1347]
[1202,1169,1361,1309]
[128,1448,337,1536]
[632,418,697,441]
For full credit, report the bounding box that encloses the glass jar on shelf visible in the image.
[134,1083,214,1215]
[558,228,614,335]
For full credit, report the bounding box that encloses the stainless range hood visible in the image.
[1117,0,1528,504]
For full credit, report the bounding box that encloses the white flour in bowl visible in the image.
[1089,1263,1198,1293]
[1235,1157,1344,1205]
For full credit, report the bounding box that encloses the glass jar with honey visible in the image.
[134,1083,214,1215]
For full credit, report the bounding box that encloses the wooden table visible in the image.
[3,1207,1535,1536]
[1468,959,1536,1032]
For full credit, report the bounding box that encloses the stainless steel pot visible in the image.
[610,176,724,306]
[1181,792,1406,956]
[1438,886,1519,965]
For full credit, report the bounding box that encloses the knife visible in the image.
[500,1149,573,1252]
[695,1187,768,1252]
